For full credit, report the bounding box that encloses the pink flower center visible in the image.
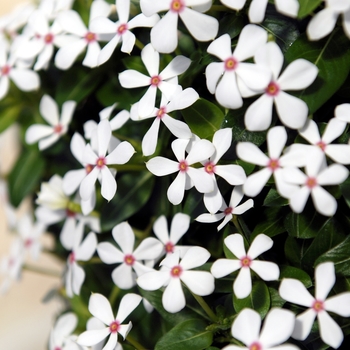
[54,347,62,350]
[170,265,183,277]
[224,207,233,216]
[124,254,135,266]
[44,33,54,44]
[240,256,251,268]
[25,239,33,247]
[224,57,238,71]
[265,81,280,96]
[312,299,324,313]
[69,252,75,264]
[66,209,76,217]
[306,176,317,189]
[85,31,96,43]
[96,156,106,169]
[109,320,120,333]
[204,161,216,174]
[157,107,166,119]
[170,0,185,13]
[150,75,162,87]
[267,158,280,172]
[117,23,128,35]
[85,164,94,174]
[178,160,188,172]
[54,124,63,134]
[316,140,327,151]
[165,241,174,253]
[249,342,262,350]
[1,65,10,76]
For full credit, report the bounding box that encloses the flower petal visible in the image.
[279,278,314,307]
[318,310,343,349]
[180,246,210,270]
[97,242,124,264]
[234,267,252,299]
[250,260,279,281]
[211,258,241,278]
[224,234,246,258]
[89,293,114,325]
[181,270,214,296]
[162,277,186,313]
[247,234,273,259]
[116,293,142,323]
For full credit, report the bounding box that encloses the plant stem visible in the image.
[135,38,144,51]
[191,292,218,323]
[232,215,243,236]
[108,285,120,306]
[126,334,147,350]
[23,264,61,278]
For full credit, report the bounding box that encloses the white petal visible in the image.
[180,246,210,270]
[40,94,59,126]
[292,308,316,341]
[119,69,150,88]
[322,118,347,144]
[279,278,314,307]
[255,41,283,80]
[205,62,224,94]
[207,34,232,62]
[137,270,170,290]
[267,126,287,159]
[58,10,87,36]
[216,71,243,109]
[106,141,135,165]
[248,0,269,23]
[247,234,273,259]
[315,261,335,301]
[55,39,86,70]
[311,186,337,217]
[236,142,269,166]
[335,103,350,122]
[116,293,142,323]
[142,118,160,156]
[83,41,101,68]
[245,94,274,131]
[76,232,97,261]
[39,133,61,150]
[289,186,311,214]
[187,168,214,193]
[234,267,252,299]
[298,118,321,145]
[211,258,241,278]
[169,213,190,244]
[250,260,279,281]
[77,328,110,346]
[72,262,85,295]
[97,242,124,264]
[167,171,186,205]
[146,157,179,176]
[162,278,186,313]
[99,34,121,65]
[134,237,163,260]
[112,221,135,254]
[275,0,299,17]
[181,270,214,296]
[117,0,130,23]
[162,114,192,139]
[25,124,53,144]
[61,100,76,127]
[307,8,338,41]
[243,168,272,197]
[317,163,349,185]
[89,293,114,325]
[237,63,271,91]
[325,292,350,316]
[161,55,191,80]
[224,234,246,259]
[79,166,99,200]
[318,311,343,349]
[112,263,135,289]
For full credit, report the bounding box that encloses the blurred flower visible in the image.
[279,261,350,349]
[211,233,279,299]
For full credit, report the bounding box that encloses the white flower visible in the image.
[97,221,163,289]
[288,118,350,164]
[131,86,195,156]
[137,246,214,313]
[25,94,76,150]
[153,212,191,257]
[205,26,270,109]
[335,103,350,123]
[49,312,82,350]
[90,0,159,64]
[279,262,350,349]
[55,0,112,69]
[237,126,305,198]
[77,293,142,349]
[243,41,318,131]
[199,128,246,213]
[196,186,254,231]
[223,308,299,350]
[140,0,219,53]
[146,138,215,205]
[211,233,279,299]
[220,0,299,23]
[119,43,191,118]
[307,0,350,40]
[282,147,349,216]
[64,223,97,297]
[79,119,135,202]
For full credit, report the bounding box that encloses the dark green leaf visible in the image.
[181,99,224,140]
[218,13,245,38]
[252,206,286,239]
[297,0,322,19]
[284,31,350,114]
[269,287,286,308]
[284,236,303,268]
[340,177,350,209]
[8,148,45,207]
[263,188,289,207]
[155,319,213,350]
[233,281,270,318]
[279,265,313,288]
[0,105,20,133]
[100,171,154,231]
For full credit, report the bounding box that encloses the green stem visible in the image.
[108,285,120,306]
[80,257,103,264]
[126,334,147,350]
[23,264,61,278]
[135,38,145,51]
[191,292,218,323]
[211,5,231,11]
[231,215,243,236]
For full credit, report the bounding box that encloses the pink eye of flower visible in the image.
[66,209,76,218]
[224,207,233,215]
[44,33,54,44]
[306,176,317,188]
[54,124,63,134]
[165,242,174,253]
[178,160,188,172]
[265,81,280,96]
[267,158,280,171]
[316,140,327,151]
[85,31,96,43]
[117,23,128,35]
[312,299,324,313]
[224,57,238,71]
[54,347,62,350]
[85,164,94,174]
[204,161,216,174]
[170,265,183,277]
[240,256,251,267]
[1,65,10,75]
[69,252,75,264]
[25,239,33,247]
[157,107,166,119]
[96,157,106,168]
[109,320,120,333]
[150,75,162,87]
[170,0,185,13]
[249,342,262,350]
[124,254,135,266]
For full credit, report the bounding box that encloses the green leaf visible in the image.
[181,99,224,139]
[155,319,213,350]
[0,104,21,133]
[284,211,332,239]
[284,30,350,114]
[233,281,270,319]
[263,188,289,207]
[340,177,350,209]
[100,171,154,231]
[279,266,313,288]
[315,235,350,276]
[297,0,322,19]
[269,287,286,308]
[8,148,45,207]
[284,236,303,268]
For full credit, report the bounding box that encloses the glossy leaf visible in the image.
[0,104,20,133]
[297,0,322,19]
[155,319,213,350]
[100,171,154,231]
[263,188,289,207]
[181,99,224,140]
[279,265,313,288]
[233,281,270,319]
[8,148,45,207]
